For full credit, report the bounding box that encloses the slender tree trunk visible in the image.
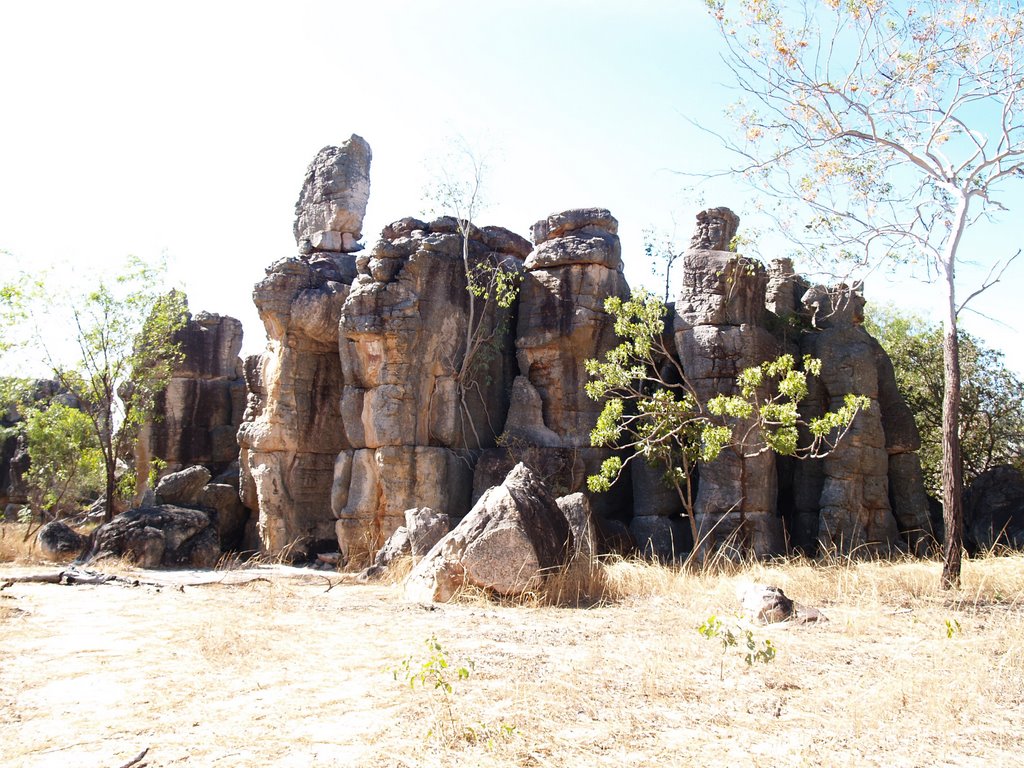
[940,267,964,589]
[104,454,116,524]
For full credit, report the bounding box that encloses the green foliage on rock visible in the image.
[866,305,1024,496]
[585,288,869,546]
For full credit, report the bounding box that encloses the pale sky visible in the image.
[2,0,1021,374]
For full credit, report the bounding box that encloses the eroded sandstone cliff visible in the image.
[233,137,933,561]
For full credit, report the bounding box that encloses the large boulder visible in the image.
[964,465,1024,552]
[155,466,212,507]
[37,521,88,562]
[405,464,571,602]
[82,505,220,568]
[357,507,451,581]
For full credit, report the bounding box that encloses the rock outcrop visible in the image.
[674,211,784,556]
[82,505,220,568]
[237,136,370,558]
[229,138,935,565]
[140,308,246,482]
[473,208,630,518]
[794,285,932,554]
[332,217,529,562]
[404,463,570,602]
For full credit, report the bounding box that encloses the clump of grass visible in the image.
[0,522,40,563]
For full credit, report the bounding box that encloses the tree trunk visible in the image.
[104,455,116,524]
[940,274,964,589]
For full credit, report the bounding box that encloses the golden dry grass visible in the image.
[1,547,1022,767]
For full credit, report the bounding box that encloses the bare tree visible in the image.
[706,0,1024,587]
[423,139,521,450]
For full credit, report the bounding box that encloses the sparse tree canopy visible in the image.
[585,288,868,550]
[706,0,1024,586]
[866,305,1024,495]
[25,257,189,522]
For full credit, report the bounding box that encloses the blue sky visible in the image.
[2,0,1021,373]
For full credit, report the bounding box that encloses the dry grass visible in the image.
[0,522,43,564]
[2,549,1023,767]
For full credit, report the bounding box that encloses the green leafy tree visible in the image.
[585,288,868,549]
[34,259,189,522]
[24,402,104,518]
[706,0,1024,587]
[866,305,1024,496]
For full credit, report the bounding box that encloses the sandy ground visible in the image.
[2,561,1023,768]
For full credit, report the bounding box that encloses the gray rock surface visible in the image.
[155,466,212,507]
[405,464,571,602]
[83,505,220,568]
[37,521,88,561]
[293,135,372,247]
[963,465,1024,552]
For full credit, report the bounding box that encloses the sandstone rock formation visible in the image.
[139,308,246,482]
[794,285,932,554]
[230,137,936,565]
[404,463,570,602]
[82,505,220,568]
[674,211,784,556]
[473,208,630,518]
[332,216,529,562]
[236,137,375,558]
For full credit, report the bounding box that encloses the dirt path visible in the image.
[2,562,1022,767]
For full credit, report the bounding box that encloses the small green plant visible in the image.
[392,635,474,742]
[697,614,776,680]
[944,618,962,639]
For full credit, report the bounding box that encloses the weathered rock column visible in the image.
[140,309,246,479]
[237,136,368,557]
[332,217,530,562]
[475,208,631,520]
[673,208,785,556]
[795,285,931,554]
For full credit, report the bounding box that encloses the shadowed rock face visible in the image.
[964,465,1024,553]
[141,310,246,480]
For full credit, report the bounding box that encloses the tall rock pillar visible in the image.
[673,208,785,556]
[332,217,530,562]
[237,136,369,557]
[475,208,631,519]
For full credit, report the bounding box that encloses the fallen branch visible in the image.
[116,746,150,768]
[0,567,146,589]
